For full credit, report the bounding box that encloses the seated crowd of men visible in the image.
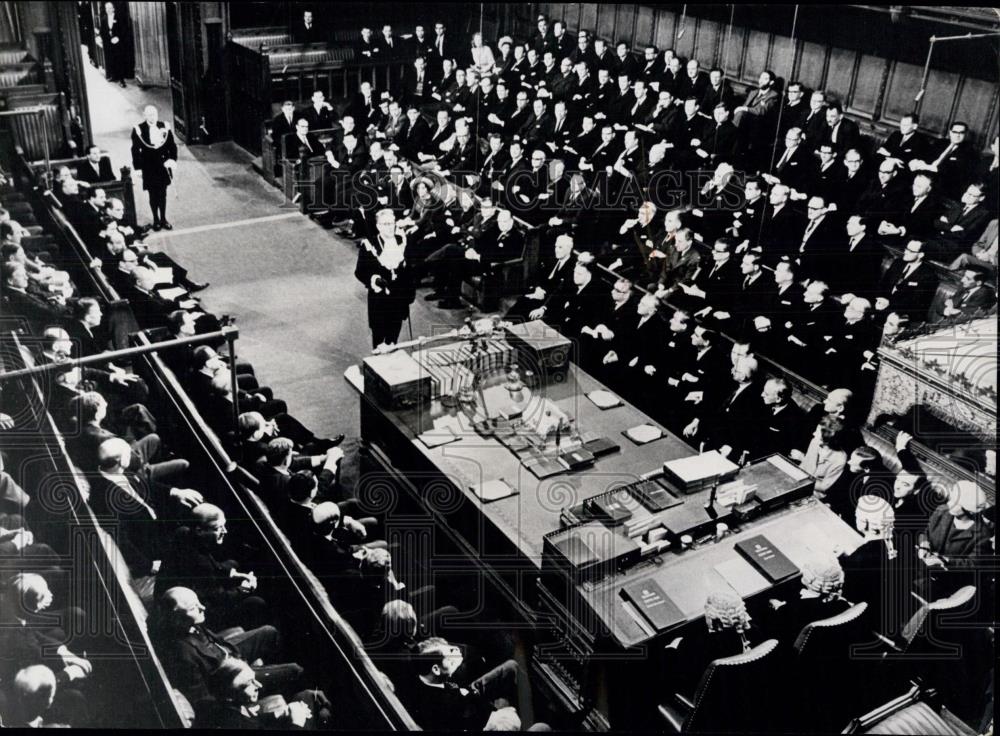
[1,155,350,728]
[263,14,996,725]
[271,14,997,359]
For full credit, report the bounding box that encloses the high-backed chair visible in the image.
[657,638,782,734]
[791,601,897,732]
[460,238,528,311]
[793,600,870,656]
[905,586,986,722]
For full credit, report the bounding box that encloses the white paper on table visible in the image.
[766,454,810,482]
[714,558,769,597]
[587,390,623,409]
[625,424,663,444]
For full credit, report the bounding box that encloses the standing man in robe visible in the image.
[355,209,417,349]
[131,105,178,231]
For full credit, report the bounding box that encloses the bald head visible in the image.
[191,502,224,525]
[97,437,131,471]
[14,665,57,716]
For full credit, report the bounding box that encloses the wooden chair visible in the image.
[657,638,782,734]
[461,241,528,311]
[791,602,896,732]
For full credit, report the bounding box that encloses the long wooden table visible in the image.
[345,335,862,729]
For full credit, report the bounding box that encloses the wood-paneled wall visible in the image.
[130,1,169,86]
[534,3,999,149]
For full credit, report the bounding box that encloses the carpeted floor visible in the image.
[85,65,478,437]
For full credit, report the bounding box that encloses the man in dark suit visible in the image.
[546,256,606,339]
[796,195,843,281]
[784,280,839,374]
[731,248,774,322]
[291,9,321,44]
[778,82,810,138]
[699,103,740,167]
[378,25,399,60]
[934,265,996,322]
[269,101,297,161]
[437,128,479,182]
[402,56,431,106]
[830,215,884,298]
[755,377,808,459]
[654,226,703,293]
[877,240,939,324]
[345,82,378,130]
[860,158,909,222]
[642,89,682,147]
[298,90,338,132]
[75,144,115,183]
[916,121,979,201]
[418,109,453,161]
[683,354,765,461]
[681,238,742,321]
[407,24,435,59]
[529,14,553,55]
[507,234,575,321]
[679,59,709,102]
[522,98,554,150]
[88,437,202,575]
[153,587,305,706]
[837,148,871,213]
[762,258,805,344]
[728,176,768,251]
[765,127,813,193]
[429,21,456,75]
[284,118,321,206]
[476,134,507,197]
[625,79,656,127]
[804,143,845,204]
[929,182,992,259]
[356,27,380,59]
[68,185,108,245]
[760,184,807,265]
[615,42,639,81]
[398,106,430,160]
[1,262,69,329]
[878,173,942,244]
[877,113,930,170]
[700,68,735,112]
[822,102,860,157]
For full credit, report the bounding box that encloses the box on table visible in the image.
[662,451,739,494]
[504,320,572,377]
[543,521,641,583]
[362,351,431,410]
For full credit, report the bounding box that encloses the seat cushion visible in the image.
[865,703,976,736]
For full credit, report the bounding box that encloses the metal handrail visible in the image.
[0,327,239,383]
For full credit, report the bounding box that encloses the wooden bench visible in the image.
[226,37,413,156]
[0,91,69,161]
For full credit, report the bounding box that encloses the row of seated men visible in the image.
[0,180,136,728]
[0,157,370,727]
